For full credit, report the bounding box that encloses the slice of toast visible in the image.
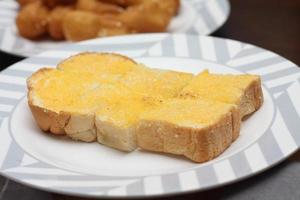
[27,53,140,140]
[27,53,263,162]
[94,67,193,151]
[137,98,240,163]
[27,53,191,144]
[27,68,100,140]
[179,70,263,119]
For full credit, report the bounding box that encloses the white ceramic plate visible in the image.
[0,33,300,198]
[0,0,230,57]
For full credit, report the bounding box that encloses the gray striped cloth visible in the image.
[0,161,300,200]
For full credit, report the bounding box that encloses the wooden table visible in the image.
[0,0,299,199]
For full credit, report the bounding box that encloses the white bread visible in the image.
[120,67,193,98]
[95,92,162,151]
[93,67,193,151]
[27,69,97,141]
[137,99,240,162]
[27,53,139,141]
[27,53,263,162]
[27,53,191,147]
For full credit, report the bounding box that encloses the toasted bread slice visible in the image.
[28,53,140,140]
[27,53,263,162]
[137,98,240,162]
[27,68,100,140]
[179,70,263,118]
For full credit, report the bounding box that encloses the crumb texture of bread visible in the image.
[137,99,240,162]
[27,53,263,162]
[93,84,163,151]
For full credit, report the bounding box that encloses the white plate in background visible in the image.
[0,0,230,57]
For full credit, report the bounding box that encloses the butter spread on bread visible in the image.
[27,53,263,162]
[180,70,263,119]
[137,98,240,163]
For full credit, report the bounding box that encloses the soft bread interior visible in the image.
[94,86,162,151]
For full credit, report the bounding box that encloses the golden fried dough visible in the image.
[62,10,103,41]
[98,0,127,7]
[98,26,131,37]
[98,16,133,37]
[118,0,174,32]
[160,0,180,16]
[62,10,132,40]
[42,0,76,8]
[122,0,146,6]
[76,0,124,15]
[16,2,49,39]
[17,0,41,7]
[100,0,179,13]
[48,6,72,40]
[99,0,144,7]
[16,0,180,41]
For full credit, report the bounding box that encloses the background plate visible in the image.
[0,33,300,198]
[0,0,230,57]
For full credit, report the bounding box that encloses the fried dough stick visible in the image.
[117,0,179,32]
[42,0,76,8]
[62,10,103,41]
[17,0,40,7]
[100,0,180,15]
[76,0,124,15]
[16,1,49,39]
[62,10,132,41]
[48,6,73,40]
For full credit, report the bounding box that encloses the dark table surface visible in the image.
[0,0,300,199]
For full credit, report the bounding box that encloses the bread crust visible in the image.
[27,68,70,135]
[180,76,264,120]
[28,100,70,135]
[240,77,264,119]
[137,107,240,163]
[96,119,137,151]
[29,97,97,141]
[56,52,137,69]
